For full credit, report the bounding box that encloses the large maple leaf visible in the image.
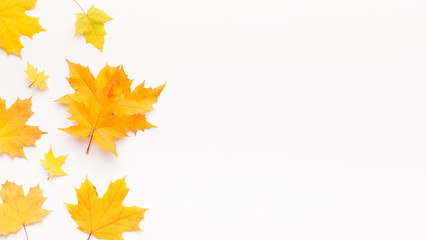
[0,181,51,237]
[0,97,45,159]
[58,61,165,156]
[0,0,45,56]
[66,177,147,240]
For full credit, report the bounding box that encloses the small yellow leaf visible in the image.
[0,181,51,236]
[0,97,46,159]
[40,147,67,179]
[75,5,112,52]
[0,0,45,57]
[66,177,147,240]
[26,62,48,90]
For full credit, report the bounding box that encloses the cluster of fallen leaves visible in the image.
[0,0,163,239]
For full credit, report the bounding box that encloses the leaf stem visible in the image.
[72,0,86,15]
[87,233,92,240]
[86,102,105,154]
[23,225,29,240]
[86,130,94,154]
[28,81,35,88]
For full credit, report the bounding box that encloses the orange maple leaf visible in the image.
[58,60,164,156]
[0,97,45,159]
[0,181,51,237]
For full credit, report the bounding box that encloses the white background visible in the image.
[0,0,427,239]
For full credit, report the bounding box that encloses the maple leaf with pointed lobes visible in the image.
[57,60,165,156]
[0,182,51,237]
[0,97,46,159]
[40,147,67,179]
[26,62,48,89]
[75,5,112,52]
[66,177,147,240]
[0,0,45,57]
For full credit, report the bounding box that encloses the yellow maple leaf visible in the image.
[26,62,48,90]
[0,97,45,159]
[75,5,112,52]
[66,177,147,240]
[0,181,51,237]
[0,0,45,57]
[40,147,67,179]
[58,61,164,156]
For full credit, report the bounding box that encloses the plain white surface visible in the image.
[1,0,427,239]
